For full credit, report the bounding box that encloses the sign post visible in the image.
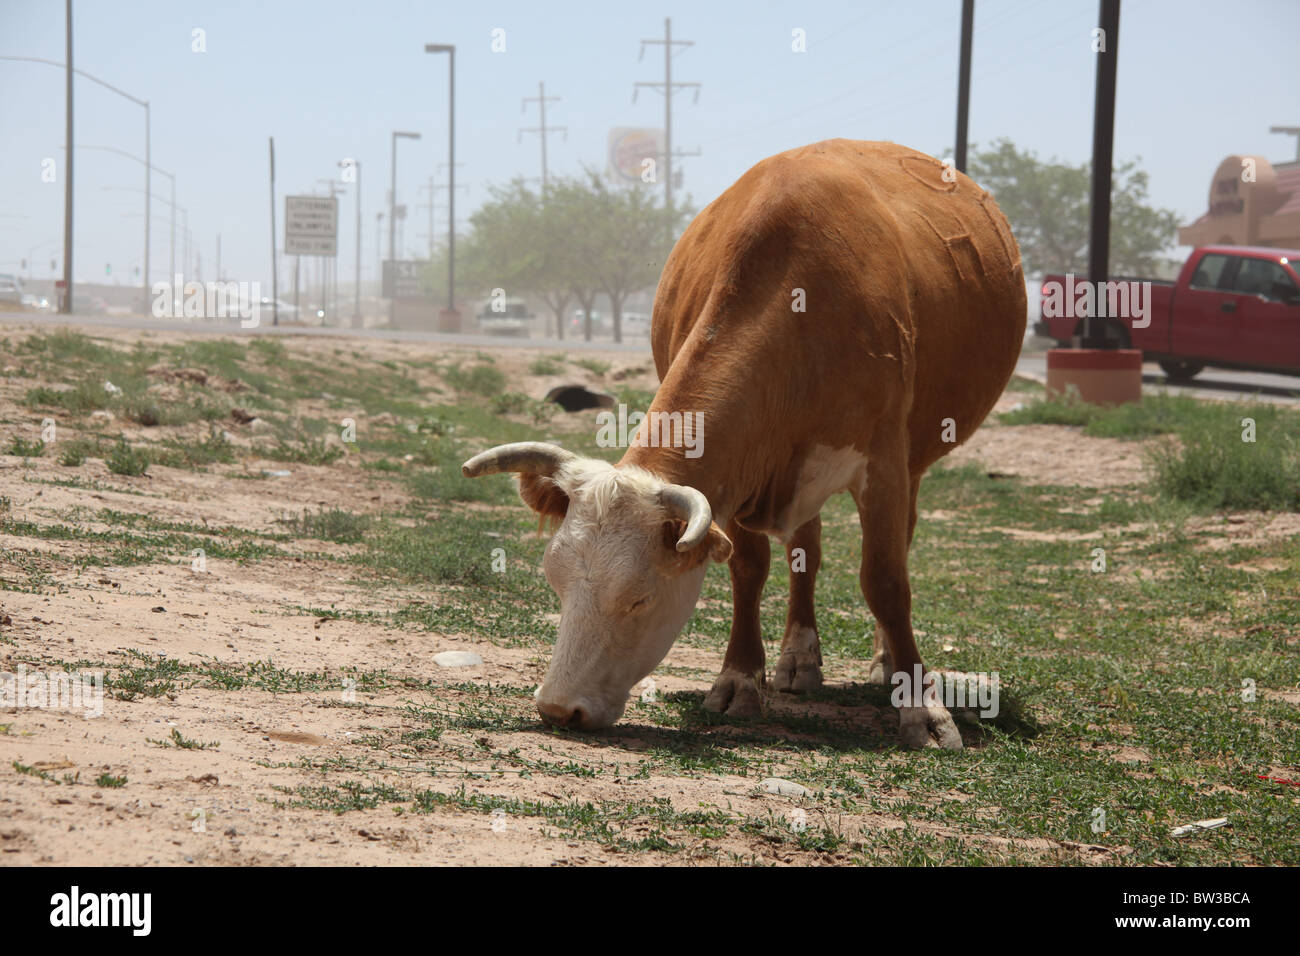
[285,196,338,323]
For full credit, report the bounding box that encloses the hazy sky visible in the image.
[2,0,1298,290]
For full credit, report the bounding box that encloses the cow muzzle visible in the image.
[536,691,621,731]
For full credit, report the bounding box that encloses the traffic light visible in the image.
[105,263,112,276]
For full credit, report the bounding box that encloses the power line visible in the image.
[634,17,700,208]
[519,81,567,189]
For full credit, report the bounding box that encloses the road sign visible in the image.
[383,259,425,299]
[285,196,338,256]
[607,128,664,184]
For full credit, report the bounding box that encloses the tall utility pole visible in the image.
[339,159,361,323]
[61,0,74,313]
[954,0,974,173]
[634,18,700,212]
[425,43,456,313]
[388,130,421,325]
[268,137,278,327]
[1085,0,1121,350]
[520,81,566,189]
[3,53,151,311]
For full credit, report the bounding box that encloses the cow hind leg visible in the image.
[854,443,961,750]
[867,475,920,685]
[774,516,824,693]
[704,520,769,717]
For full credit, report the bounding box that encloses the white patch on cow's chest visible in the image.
[776,445,867,540]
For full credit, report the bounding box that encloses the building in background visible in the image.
[1179,151,1300,249]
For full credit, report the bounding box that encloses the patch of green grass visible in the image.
[279,507,372,544]
[25,380,111,415]
[491,392,558,425]
[105,438,149,477]
[57,437,100,467]
[149,728,220,750]
[528,357,564,375]
[266,435,345,465]
[6,435,45,457]
[444,361,506,397]
[156,427,237,468]
[1149,429,1300,511]
[572,357,610,376]
[94,773,127,788]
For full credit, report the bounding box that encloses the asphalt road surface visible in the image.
[3,311,1297,404]
[1014,353,1300,405]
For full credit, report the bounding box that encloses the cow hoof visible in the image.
[773,649,823,693]
[898,703,963,750]
[703,668,763,717]
[774,625,823,693]
[867,651,893,686]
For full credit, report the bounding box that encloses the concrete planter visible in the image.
[1045,348,1142,405]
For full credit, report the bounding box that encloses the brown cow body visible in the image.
[465,138,1024,747]
[622,138,1025,744]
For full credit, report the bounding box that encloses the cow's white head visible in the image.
[463,442,732,730]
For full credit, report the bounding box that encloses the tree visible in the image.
[549,170,687,343]
[458,180,568,336]
[966,139,1182,278]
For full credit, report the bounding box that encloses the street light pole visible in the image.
[425,43,456,314]
[388,131,421,325]
[143,100,150,307]
[62,0,74,313]
[340,159,361,324]
[65,143,173,303]
[3,51,152,313]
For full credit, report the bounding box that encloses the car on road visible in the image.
[1036,245,1300,379]
[477,298,533,337]
[20,292,52,313]
[71,293,108,314]
[257,297,300,321]
[0,273,23,305]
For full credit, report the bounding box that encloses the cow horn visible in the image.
[660,484,713,552]
[462,442,575,479]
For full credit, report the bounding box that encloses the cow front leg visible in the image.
[704,521,768,717]
[774,516,824,693]
[855,450,961,750]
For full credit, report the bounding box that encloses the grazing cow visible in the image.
[464,139,1025,748]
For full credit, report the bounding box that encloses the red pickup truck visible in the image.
[1034,245,1300,380]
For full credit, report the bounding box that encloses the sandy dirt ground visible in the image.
[0,327,1289,866]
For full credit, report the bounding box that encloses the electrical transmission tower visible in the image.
[520,82,567,189]
[634,17,700,211]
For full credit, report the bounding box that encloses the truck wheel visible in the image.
[1158,359,1204,382]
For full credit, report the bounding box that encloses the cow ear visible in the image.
[519,473,569,531]
[661,519,733,569]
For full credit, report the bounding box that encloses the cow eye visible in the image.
[628,596,650,613]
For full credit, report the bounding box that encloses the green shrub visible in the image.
[58,438,100,467]
[444,362,506,397]
[528,357,563,375]
[279,507,372,543]
[6,436,45,457]
[161,427,236,467]
[106,439,150,477]
[266,436,344,465]
[1149,430,1300,511]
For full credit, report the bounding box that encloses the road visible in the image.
[1015,353,1300,405]
[0,310,652,353]
[3,310,1297,403]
